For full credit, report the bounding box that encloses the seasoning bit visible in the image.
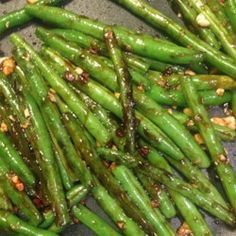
[184,70,196,76]
[194,133,204,145]
[167,108,173,115]
[187,119,194,127]
[211,116,236,130]
[10,174,24,192]
[75,67,84,75]
[138,146,150,157]
[216,88,225,96]
[177,222,193,236]
[0,57,16,76]
[24,108,30,118]
[114,92,121,99]
[196,13,210,28]
[48,88,57,103]
[0,122,8,132]
[117,221,125,229]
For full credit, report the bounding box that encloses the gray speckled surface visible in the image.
[0,0,236,235]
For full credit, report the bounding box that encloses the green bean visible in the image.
[104,28,136,154]
[169,0,220,49]
[22,93,69,226]
[141,165,235,225]
[0,127,35,187]
[10,34,111,146]
[110,0,236,78]
[181,76,236,213]
[225,0,236,33]
[26,5,205,66]
[187,0,236,59]
[158,73,236,90]
[0,186,12,211]
[39,211,55,229]
[132,70,233,106]
[137,173,176,219]
[113,166,175,236]
[50,134,74,190]
[0,210,57,236]
[0,0,65,36]
[51,29,150,72]
[136,57,185,73]
[206,0,236,38]
[72,205,121,236]
[169,190,213,236]
[66,184,88,208]
[172,111,236,142]
[92,177,145,236]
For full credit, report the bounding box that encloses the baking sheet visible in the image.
[0,0,235,235]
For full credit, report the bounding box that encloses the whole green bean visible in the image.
[0,210,57,236]
[51,29,150,73]
[136,173,176,219]
[21,93,69,226]
[10,34,111,146]
[158,73,236,90]
[110,0,236,78]
[104,28,136,154]
[0,128,35,187]
[72,205,121,236]
[0,0,65,36]
[112,166,175,236]
[26,5,205,66]
[181,76,236,213]
[169,0,220,49]
[91,177,145,236]
[50,133,74,190]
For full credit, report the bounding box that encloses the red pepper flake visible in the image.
[151,199,159,208]
[138,146,150,157]
[64,71,76,82]
[33,197,44,209]
[116,127,125,138]
[78,72,89,84]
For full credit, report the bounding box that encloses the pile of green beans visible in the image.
[0,0,235,235]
